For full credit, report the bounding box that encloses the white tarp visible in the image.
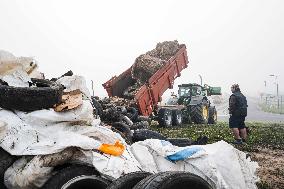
[131,139,259,189]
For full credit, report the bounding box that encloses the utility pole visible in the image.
[269,74,280,110]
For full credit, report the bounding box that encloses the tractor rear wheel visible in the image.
[189,104,209,124]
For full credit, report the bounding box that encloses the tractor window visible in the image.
[179,87,190,97]
[196,87,202,95]
[192,86,202,96]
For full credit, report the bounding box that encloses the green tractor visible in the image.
[175,83,222,124]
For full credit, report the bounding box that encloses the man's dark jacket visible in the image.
[229,91,248,117]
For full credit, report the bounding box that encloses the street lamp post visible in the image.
[269,74,280,109]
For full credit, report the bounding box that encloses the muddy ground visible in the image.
[250,148,284,189]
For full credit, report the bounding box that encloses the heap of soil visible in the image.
[124,40,181,99]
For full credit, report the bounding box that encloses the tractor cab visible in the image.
[178,83,205,98]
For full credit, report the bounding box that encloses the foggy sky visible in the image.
[0,0,283,97]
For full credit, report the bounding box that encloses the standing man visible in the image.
[229,84,248,144]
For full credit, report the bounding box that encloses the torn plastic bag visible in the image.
[99,141,125,156]
[56,75,91,100]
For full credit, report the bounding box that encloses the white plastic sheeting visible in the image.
[0,104,123,156]
[1,70,31,87]
[131,139,259,189]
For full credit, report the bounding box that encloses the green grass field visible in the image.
[151,121,284,150]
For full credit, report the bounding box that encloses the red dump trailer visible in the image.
[102,44,189,117]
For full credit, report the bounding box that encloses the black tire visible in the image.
[189,104,209,124]
[107,172,152,189]
[172,109,182,126]
[133,171,213,189]
[0,148,17,189]
[158,108,172,127]
[181,109,192,124]
[112,122,133,144]
[132,129,167,143]
[42,165,111,189]
[126,107,138,122]
[136,116,151,125]
[91,97,103,116]
[0,78,63,111]
[130,121,149,130]
[167,138,193,147]
[208,106,217,124]
[192,136,209,145]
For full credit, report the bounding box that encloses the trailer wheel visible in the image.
[158,108,172,127]
[132,129,167,143]
[107,172,152,189]
[0,78,63,111]
[172,109,182,126]
[0,148,17,189]
[189,104,208,124]
[208,106,217,124]
[42,165,111,189]
[133,172,213,189]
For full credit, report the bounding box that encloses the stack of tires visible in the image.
[43,168,214,189]
[107,171,213,189]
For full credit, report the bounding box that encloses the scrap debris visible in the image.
[54,89,83,112]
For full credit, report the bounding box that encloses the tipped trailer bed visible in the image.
[103,44,189,117]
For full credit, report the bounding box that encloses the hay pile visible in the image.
[123,40,181,99]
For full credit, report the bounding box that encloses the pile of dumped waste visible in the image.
[0,50,259,189]
[123,40,181,98]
